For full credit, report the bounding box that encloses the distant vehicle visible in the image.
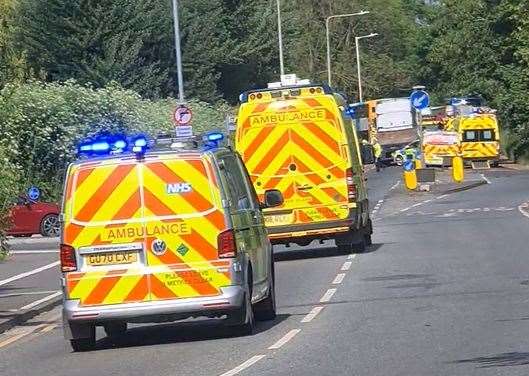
[392,140,420,166]
[374,98,419,162]
[61,132,281,352]
[236,74,375,253]
[7,198,60,237]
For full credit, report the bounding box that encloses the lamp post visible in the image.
[355,33,378,103]
[276,0,285,76]
[171,0,185,103]
[325,11,369,87]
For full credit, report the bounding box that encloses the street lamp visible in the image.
[355,33,378,103]
[326,11,369,87]
[171,0,185,103]
[276,0,285,76]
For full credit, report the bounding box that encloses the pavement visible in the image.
[1,166,529,376]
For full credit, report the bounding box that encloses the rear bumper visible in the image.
[63,285,244,326]
[267,209,358,244]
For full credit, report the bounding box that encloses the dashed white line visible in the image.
[18,291,61,311]
[268,329,301,350]
[437,194,448,200]
[219,355,267,376]
[390,181,400,191]
[411,203,423,208]
[519,203,529,219]
[480,173,491,185]
[301,306,324,323]
[0,261,59,287]
[320,288,337,303]
[9,250,58,254]
[341,261,352,271]
[347,254,356,260]
[332,273,346,285]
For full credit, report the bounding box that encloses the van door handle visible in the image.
[297,185,313,191]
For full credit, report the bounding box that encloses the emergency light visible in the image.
[202,132,225,150]
[77,135,148,157]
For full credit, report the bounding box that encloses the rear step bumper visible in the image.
[63,285,245,325]
[267,209,359,244]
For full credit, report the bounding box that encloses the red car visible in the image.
[8,199,61,237]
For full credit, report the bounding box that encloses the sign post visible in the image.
[173,105,193,139]
[410,88,430,168]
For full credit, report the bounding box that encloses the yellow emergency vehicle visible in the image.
[452,113,501,167]
[235,75,375,252]
[60,133,282,351]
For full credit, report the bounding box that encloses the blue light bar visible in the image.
[77,135,149,157]
[206,132,224,142]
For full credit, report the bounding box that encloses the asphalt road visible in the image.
[1,167,529,376]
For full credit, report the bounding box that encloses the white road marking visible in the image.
[0,261,60,287]
[10,250,58,254]
[18,291,61,311]
[437,194,448,199]
[301,306,324,323]
[480,173,491,184]
[400,207,410,212]
[332,273,346,285]
[0,290,58,299]
[268,329,301,350]
[347,254,356,260]
[320,288,337,303]
[518,203,529,219]
[390,181,400,191]
[341,261,352,271]
[411,203,423,208]
[219,355,267,376]
[40,324,57,333]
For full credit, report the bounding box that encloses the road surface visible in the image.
[1,167,529,376]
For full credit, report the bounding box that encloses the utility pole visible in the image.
[354,33,378,103]
[325,11,369,87]
[171,0,185,103]
[276,0,285,76]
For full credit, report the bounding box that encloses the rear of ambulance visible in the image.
[236,85,359,245]
[61,153,242,339]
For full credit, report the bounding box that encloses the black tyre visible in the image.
[69,326,95,352]
[226,270,255,336]
[335,236,352,253]
[104,322,127,338]
[353,237,367,253]
[364,218,373,246]
[40,214,60,237]
[254,261,276,321]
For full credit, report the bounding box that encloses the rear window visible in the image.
[463,129,495,142]
[69,158,217,223]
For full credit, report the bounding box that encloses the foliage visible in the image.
[0,80,230,203]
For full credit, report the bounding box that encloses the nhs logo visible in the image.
[166,183,192,194]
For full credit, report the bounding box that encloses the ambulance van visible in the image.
[236,75,374,252]
[60,133,282,351]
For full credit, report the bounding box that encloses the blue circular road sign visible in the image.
[403,160,415,172]
[410,90,430,110]
[28,186,40,201]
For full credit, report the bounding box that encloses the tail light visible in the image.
[60,244,77,272]
[217,230,237,258]
[346,168,357,202]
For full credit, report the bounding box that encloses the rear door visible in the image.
[63,161,150,307]
[237,97,350,227]
[141,156,231,302]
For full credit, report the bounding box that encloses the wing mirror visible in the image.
[262,189,284,209]
[361,144,375,165]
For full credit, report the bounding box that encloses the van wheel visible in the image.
[353,237,367,253]
[104,322,127,338]
[364,219,373,246]
[254,261,276,321]
[69,326,95,352]
[227,272,255,336]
